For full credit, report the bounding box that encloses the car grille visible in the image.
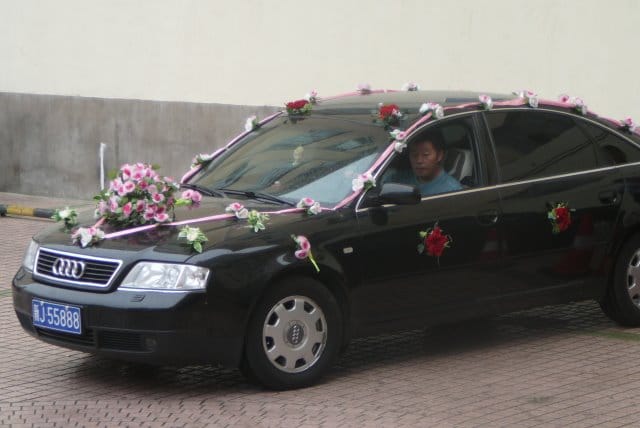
[35,248,122,289]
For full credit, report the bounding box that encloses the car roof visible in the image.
[313,90,515,114]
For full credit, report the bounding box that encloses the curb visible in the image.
[0,204,55,219]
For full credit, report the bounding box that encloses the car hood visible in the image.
[33,197,312,262]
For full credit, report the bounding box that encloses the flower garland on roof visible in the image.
[55,85,639,256]
[513,90,539,108]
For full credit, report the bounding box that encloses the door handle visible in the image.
[478,209,499,225]
[598,190,618,205]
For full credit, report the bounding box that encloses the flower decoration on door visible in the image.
[418,223,452,263]
[547,202,572,234]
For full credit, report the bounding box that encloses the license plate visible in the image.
[32,299,82,335]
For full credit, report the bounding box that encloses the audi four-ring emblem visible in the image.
[52,258,86,279]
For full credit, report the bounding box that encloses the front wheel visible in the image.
[243,276,343,390]
[601,234,640,326]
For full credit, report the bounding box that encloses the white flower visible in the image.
[244,115,259,132]
[419,102,444,119]
[622,117,637,133]
[574,98,588,115]
[186,227,200,242]
[352,172,375,192]
[394,141,407,153]
[58,208,71,219]
[304,90,318,103]
[308,202,322,215]
[226,202,249,219]
[297,197,321,215]
[72,227,105,248]
[515,90,538,108]
[402,82,419,91]
[479,95,493,110]
[390,129,406,141]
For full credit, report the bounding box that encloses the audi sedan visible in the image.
[12,89,640,389]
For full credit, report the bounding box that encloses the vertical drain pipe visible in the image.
[99,142,107,190]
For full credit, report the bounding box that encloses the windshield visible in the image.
[191,115,391,205]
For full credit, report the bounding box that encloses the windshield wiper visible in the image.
[180,183,225,198]
[216,188,295,206]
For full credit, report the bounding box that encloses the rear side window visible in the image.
[578,120,640,166]
[486,110,598,182]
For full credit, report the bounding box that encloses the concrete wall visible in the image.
[0,92,277,198]
[1,0,639,198]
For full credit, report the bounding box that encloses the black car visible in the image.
[12,89,640,389]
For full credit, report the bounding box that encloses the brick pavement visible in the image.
[3,193,640,426]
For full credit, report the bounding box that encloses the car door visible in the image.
[484,109,623,308]
[349,114,506,334]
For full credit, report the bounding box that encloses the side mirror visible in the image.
[369,183,421,205]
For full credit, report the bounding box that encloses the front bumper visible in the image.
[12,268,245,367]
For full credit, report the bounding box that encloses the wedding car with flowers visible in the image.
[12,84,640,389]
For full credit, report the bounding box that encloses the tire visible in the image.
[601,234,640,326]
[243,276,343,390]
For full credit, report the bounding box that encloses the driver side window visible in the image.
[381,116,478,197]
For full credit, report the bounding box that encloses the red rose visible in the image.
[426,226,449,257]
[379,104,400,120]
[555,207,571,232]
[286,99,309,110]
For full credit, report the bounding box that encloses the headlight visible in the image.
[120,262,210,291]
[22,240,39,272]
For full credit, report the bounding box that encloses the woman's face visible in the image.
[409,140,444,182]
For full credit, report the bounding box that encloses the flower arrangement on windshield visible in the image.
[548,202,572,234]
[292,235,320,272]
[178,225,208,253]
[418,223,452,263]
[52,207,78,230]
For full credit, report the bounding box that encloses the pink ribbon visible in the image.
[180,112,283,184]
